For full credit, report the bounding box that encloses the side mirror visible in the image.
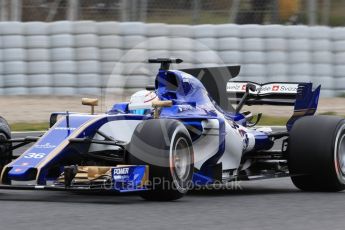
[82,98,98,115]
[246,83,256,93]
[152,100,173,118]
[235,83,256,114]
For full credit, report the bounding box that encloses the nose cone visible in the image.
[8,166,37,181]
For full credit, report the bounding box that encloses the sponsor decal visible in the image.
[227,82,260,93]
[243,133,249,151]
[55,127,77,131]
[226,83,245,92]
[113,167,129,175]
[111,166,147,191]
[23,152,46,159]
[245,133,256,152]
[280,85,298,93]
[227,120,239,130]
[238,129,246,137]
[237,129,249,151]
[113,167,130,180]
[178,104,194,112]
[272,85,280,91]
[34,143,56,149]
[258,85,270,93]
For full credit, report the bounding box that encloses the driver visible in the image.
[128,90,158,115]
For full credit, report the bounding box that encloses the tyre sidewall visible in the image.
[288,116,345,191]
[127,119,194,198]
[0,117,12,168]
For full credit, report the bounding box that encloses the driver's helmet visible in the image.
[129,90,157,115]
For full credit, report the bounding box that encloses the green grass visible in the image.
[318,111,337,116]
[257,115,289,126]
[10,122,49,132]
[257,112,345,126]
[258,112,345,126]
[338,93,345,98]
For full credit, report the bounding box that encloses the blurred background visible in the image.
[0,0,345,127]
[0,0,339,26]
[2,0,339,25]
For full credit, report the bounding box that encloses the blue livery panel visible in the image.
[112,165,149,192]
[4,115,101,181]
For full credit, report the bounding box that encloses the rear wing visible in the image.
[227,81,321,130]
[227,81,299,106]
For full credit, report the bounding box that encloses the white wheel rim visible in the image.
[338,135,345,176]
[169,126,193,193]
[335,123,345,184]
[173,137,191,181]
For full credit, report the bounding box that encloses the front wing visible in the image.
[0,165,150,193]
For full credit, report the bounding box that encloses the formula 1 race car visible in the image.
[0,58,345,201]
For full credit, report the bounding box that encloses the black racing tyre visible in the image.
[0,117,12,169]
[127,119,194,201]
[288,115,345,191]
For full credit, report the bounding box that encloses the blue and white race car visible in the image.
[0,58,344,201]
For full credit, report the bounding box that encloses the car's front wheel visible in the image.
[0,117,12,170]
[127,119,194,201]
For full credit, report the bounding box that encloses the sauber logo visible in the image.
[272,85,280,91]
[55,127,77,131]
[260,85,271,92]
[35,143,56,149]
[226,83,246,92]
[113,168,129,175]
[226,84,240,91]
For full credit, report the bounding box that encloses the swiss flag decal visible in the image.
[272,85,280,91]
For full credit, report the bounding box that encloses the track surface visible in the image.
[1,131,345,230]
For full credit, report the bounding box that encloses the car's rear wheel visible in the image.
[288,115,345,191]
[127,119,194,201]
[0,117,12,169]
